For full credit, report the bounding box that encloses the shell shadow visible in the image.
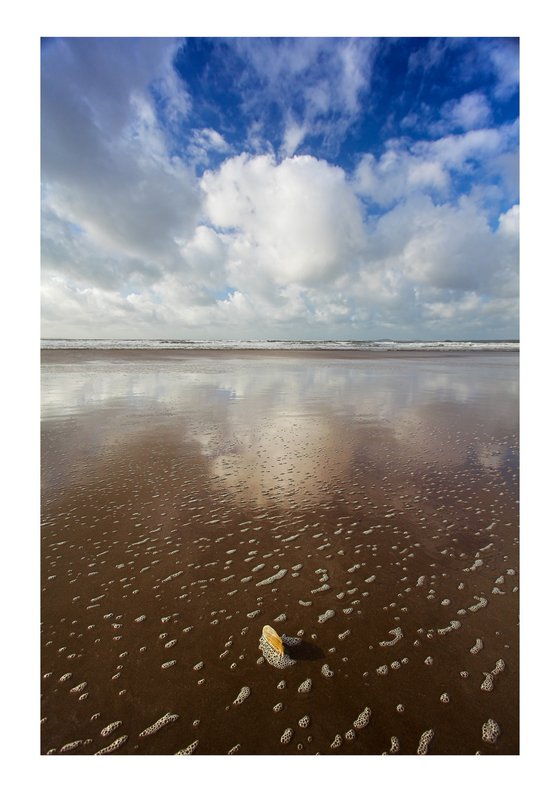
[288,640,325,662]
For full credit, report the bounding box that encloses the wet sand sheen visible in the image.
[41,350,519,755]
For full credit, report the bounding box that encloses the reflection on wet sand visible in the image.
[42,353,518,507]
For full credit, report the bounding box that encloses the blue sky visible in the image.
[41,37,519,339]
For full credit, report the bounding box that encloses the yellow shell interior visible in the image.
[262,624,284,656]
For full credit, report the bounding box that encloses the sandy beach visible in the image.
[40,349,519,755]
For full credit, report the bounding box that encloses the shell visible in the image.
[262,625,284,656]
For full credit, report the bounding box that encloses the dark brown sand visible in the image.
[41,349,519,755]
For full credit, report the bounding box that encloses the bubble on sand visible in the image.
[390,736,400,753]
[424,656,433,666]
[493,658,505,674]
[58,673,72,682]
[139,712,179,737]
[321,664,334,678]
[330,734,343,749]
[417,729,434,755]
[469,596,487,612]
[440,693,450,703]
[228,744,240,754]
[233,686,251,705]
[298,715,310,728]
[101,721,122,737]
[176,740,199,755]
[470,639,484,654]
[380,627,402,647]
[277,680,286,689]
[318,609,335,623]
[298,679,312,693]
[60,740,82,753]
[280,728,294,745]
[376,665,388,675]
[273,702,283,713]
[438,620,461,635]
[482,719,501,743]
[95,735,128,755]
[353,707,371,729]
[256,569,287,586]
[345,729,356,742]
[162,660,176,669]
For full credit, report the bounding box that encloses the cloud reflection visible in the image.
[41,354,518,507]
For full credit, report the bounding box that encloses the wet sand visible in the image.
[41,349,519,755]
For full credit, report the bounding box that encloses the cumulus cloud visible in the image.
[353,121,517,209]
[201,154,366,287]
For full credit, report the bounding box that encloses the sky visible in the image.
[41,36,519,340]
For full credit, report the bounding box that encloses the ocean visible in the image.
[41,338,519,351]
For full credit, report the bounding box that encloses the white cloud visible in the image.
[41,39,518,341]
[354,122,517,208]
[485,39,519,100]
[441,92,492,131]
[367,193,515,295]
[42,38,202,291]
[417,127,506,169]
[187,127,231,165]
[281,119,309,157]
[201,153,366,287]
[354,149,450,206]
[231,38,377,152]
[43,144,519,339]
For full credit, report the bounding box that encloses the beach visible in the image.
[40,348,519,755]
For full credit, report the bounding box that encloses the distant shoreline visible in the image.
[41,347,519,364]
[40,339,519,353]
